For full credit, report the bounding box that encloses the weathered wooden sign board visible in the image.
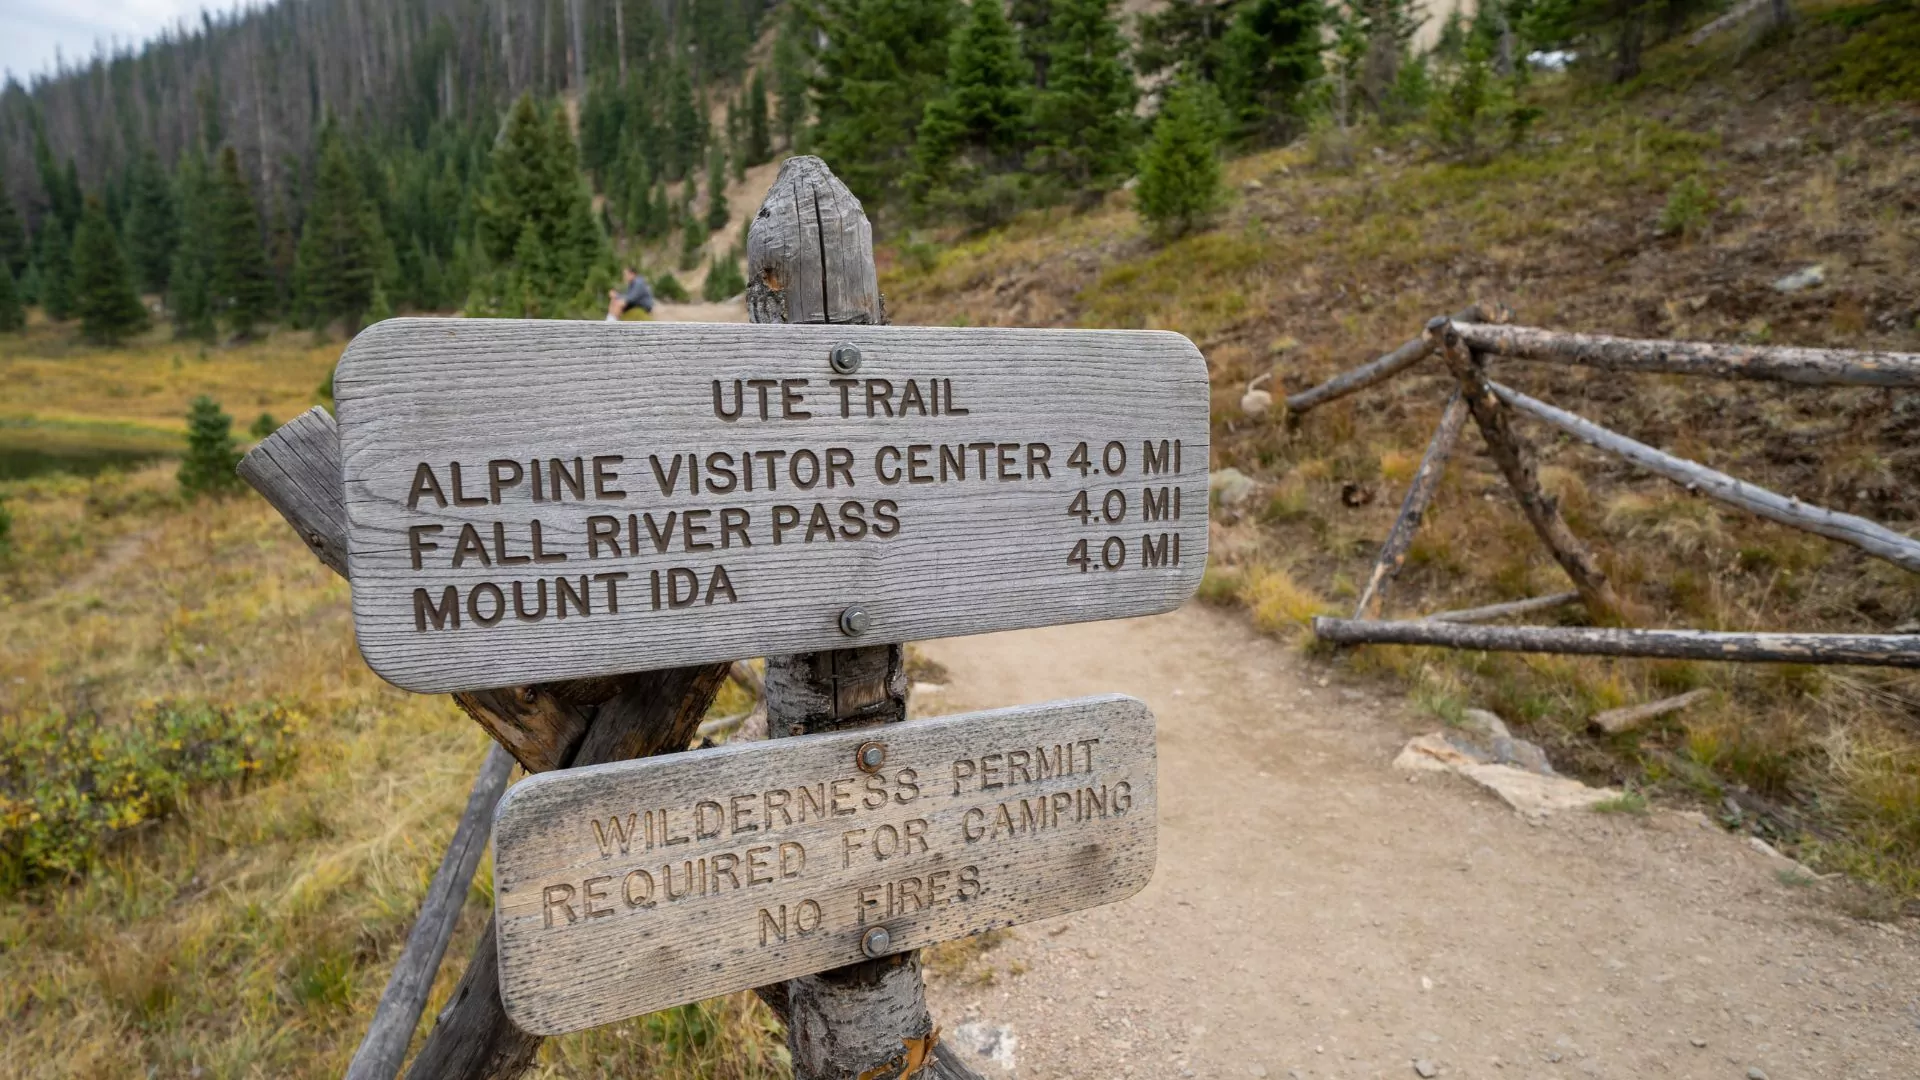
[490,694,1155,1034]
[334,319,1208,693]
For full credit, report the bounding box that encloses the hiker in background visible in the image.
[606,267,655,321]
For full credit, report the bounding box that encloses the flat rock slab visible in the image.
[491,694,1157,1034]
[335,318,1208,693]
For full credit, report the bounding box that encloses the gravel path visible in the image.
[915,603,1920,1080]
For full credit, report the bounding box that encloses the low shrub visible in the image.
[0,700,301,892]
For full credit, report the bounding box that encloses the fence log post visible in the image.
[747,155,981,1080]
[1310,617,1920,667]
[1427,317,1626,623]
[346,744,516,1080]
[1352,390,1470,620]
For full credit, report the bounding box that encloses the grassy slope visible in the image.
[885,10,1920,899]
[0,325,790,1074]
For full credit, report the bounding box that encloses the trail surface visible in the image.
[915,604,1920,1080]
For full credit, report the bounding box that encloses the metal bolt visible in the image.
[829,342,862,374]
[856,741,886,773]
[839,606,871,636]
[860,925,892,958]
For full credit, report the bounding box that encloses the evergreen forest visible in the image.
[0,0,1803,338]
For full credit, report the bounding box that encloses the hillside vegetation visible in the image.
[886,10,1920,900]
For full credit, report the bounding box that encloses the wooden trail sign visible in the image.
[335,319,1208,693]
[490,694,1156,1035]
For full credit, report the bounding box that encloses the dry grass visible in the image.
[0,333,785,1075]
[884,11,1920,900]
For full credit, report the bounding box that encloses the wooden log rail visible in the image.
[1351,391,1469,619]
[1311,618,1920,668]
[1487,380,1920,574]
[345,744,515,1080]
[1454,322,1920,388]
[1282,302,1511,415]
[1420,592,1581,624]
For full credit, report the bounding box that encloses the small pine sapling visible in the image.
[178,395,243,496]
[1135,82,1225,237]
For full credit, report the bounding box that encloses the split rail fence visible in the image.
[1278,309,1920,669]
[240,158,984,1079]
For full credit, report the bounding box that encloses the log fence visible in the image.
[1283,307,1920,669]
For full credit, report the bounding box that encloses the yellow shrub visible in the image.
[1240,566,1336,635]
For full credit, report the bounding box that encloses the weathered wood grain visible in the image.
[1589,689,1713,735]
[1455,322,1920,388]
[1420,591,1581,624]
[1352,391,1470,620]
[405,662,730,1080]
[238,406,351,577]
[334,318,1210,694]
[347,743,517,1080]
[1429,318,1625,622]
[745,155,882,326]
[1283,302,1511,416]
[1488,380,1920,574]
[1311,617,1920,667]
[491,695,1158,1035]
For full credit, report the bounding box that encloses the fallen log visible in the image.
[1488,380,1920,574]
[1453,323,1920,388]
[1353,391,1471,620]
[1421,591,1582,624]
[1685,0,1770,45]
[1311,618,1920,668]
[346,744,516,1080]
[1429,318,1626,622]
[1589,689,1714,735]
[1283,302,1511,415]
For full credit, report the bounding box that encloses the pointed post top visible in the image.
[746,156,882,326]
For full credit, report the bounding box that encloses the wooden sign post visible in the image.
[248,155,1208,1080]
[332,320,1209,692]
[491,696,1156,1034]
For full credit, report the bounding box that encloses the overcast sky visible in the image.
[2,1,247,84]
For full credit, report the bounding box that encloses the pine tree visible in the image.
[1010,0,1062,87]
[811,0,961,205]
[0,183,26,280]
[471,95,607,317]
[912,0,1034,221]
[771,4,813,147]
[295,126,386,333]
[1136,81,1225,237]
[745,71,773,165]
[0,263,23,332]
[1135,0,1237,85]
[665,67,706,181]
[1218,0,1325,142]
[122,149,178,294]
[702,247,747,301]
[169,155,217,341]
[178,395,242,497]
[36,217,73,321]
[1030,0,1139,192]
[211,147,276,338]
[71,197,149,344]
[705,149,729,233]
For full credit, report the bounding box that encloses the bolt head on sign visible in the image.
[490,694,1156,1034]
[333,319,1209,693]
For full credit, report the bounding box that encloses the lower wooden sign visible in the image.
[491,694,1156,1034]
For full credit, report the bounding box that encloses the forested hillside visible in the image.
[0,0,1835,345]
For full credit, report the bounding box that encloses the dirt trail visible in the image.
[914,604,1920,1080]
